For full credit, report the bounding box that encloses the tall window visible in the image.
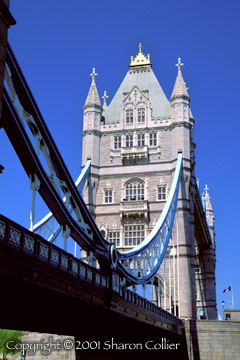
[125,180,144,201]
[138,108,145,123]
[126,135,133,147]
[114,136,121,149]
[138,134,145,146]
[149,133,157,146]
[109,232,120,247]
[158,186,166,200]
[126,109,133,124]
[124,225,145,246]
[104,190,113,203]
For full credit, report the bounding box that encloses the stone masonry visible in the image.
[184,319,240,360]
[22,332,76,360]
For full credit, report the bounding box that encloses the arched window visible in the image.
[138,108,145,123]
[100,227,107,239]
[125,180,144,201]
[126,109,133,124]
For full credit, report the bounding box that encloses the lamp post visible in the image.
[222,300,225,320]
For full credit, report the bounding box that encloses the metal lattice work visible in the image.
[3,43,112,269]
[32,160,91,244]
[117,153,182,284]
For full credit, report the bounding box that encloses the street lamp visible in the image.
[222,300,225,320]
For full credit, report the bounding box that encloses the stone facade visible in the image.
[22,332,75,360]
[81,45,217,320]
[184,319,240,360]
[224,309,240,321]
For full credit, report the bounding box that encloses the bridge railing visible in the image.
[113,273,182,327]
[0,213,182,328]
[0,214,109,291]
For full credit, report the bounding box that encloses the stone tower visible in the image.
[81,44,217,320]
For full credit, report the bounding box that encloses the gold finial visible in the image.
[130,43,151,67]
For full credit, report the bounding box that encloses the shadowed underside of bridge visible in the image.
[0,214,188,359]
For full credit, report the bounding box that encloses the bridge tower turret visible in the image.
[82,68,102,217]
[196,185,217,319]
[169,59,197,319]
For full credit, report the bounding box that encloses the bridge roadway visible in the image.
[0,214,188,359]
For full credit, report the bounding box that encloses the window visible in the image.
[104,190,113,203]
[225,313,231,321]
[199,308,206,320]
[138,134,145,146]
[109,232,120,247]
[126,135,133,147]
[138,108,145,123]
[158,186,166,200]
[126,180,144,201]
[126,109,133,124]
[114,136,121,149]
[124,225,145,246]
[149,133,157,146]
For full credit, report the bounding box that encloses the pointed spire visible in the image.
[203,184,215,229]
[83,68,101,109]
[170,58,189,99]
[189,107,194,120]
[204,185,213,212]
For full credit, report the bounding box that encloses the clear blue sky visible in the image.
[1,0,240,313]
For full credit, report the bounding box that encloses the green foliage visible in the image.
[0,329,22,360]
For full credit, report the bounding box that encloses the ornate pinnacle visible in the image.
[90,68,98,80]
[176,57,184,71]
[170,57,189,99]
[130,43,151,67]
[102,90,108,101]
[102,91,109,107]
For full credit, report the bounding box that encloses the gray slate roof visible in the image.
[104,67,171,122]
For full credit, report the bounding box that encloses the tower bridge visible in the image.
[0,3,221,359]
